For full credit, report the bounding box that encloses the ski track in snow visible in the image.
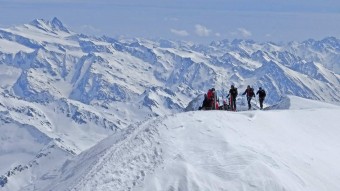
[48,118,165,191]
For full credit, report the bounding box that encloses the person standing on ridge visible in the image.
[256,87,266,110]
[242,85,255,110]
[207,88,217,110]
[199,94,210,110]
[227,85,238,111]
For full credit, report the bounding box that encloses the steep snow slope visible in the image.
[41,96,340,191]
[0,92,119,190]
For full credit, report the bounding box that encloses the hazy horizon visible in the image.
[0,0,339,44]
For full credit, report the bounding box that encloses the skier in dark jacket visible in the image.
[227,85,238,111]
[256,87,266,109]
[242,85,255,110]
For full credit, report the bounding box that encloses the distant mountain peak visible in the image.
[29,17,70,33]
[30,18,49,28]
[51,17,69,32]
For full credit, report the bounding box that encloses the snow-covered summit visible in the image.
[40,96,340,191]
[29,17,70,34]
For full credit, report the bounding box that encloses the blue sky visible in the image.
[0,0,339,44]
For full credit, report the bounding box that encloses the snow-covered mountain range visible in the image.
[0,18,339,190]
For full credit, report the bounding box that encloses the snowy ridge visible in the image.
[43,96,340,191]
[46,117,164,191]
[0,18,340,190]
[265,95,340,110]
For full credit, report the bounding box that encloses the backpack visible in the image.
[249,88,254,97]
[207,89,213,100]
[230,88,238,98]
[259,89,266,98]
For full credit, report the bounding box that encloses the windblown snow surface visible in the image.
[43,96,340,191]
